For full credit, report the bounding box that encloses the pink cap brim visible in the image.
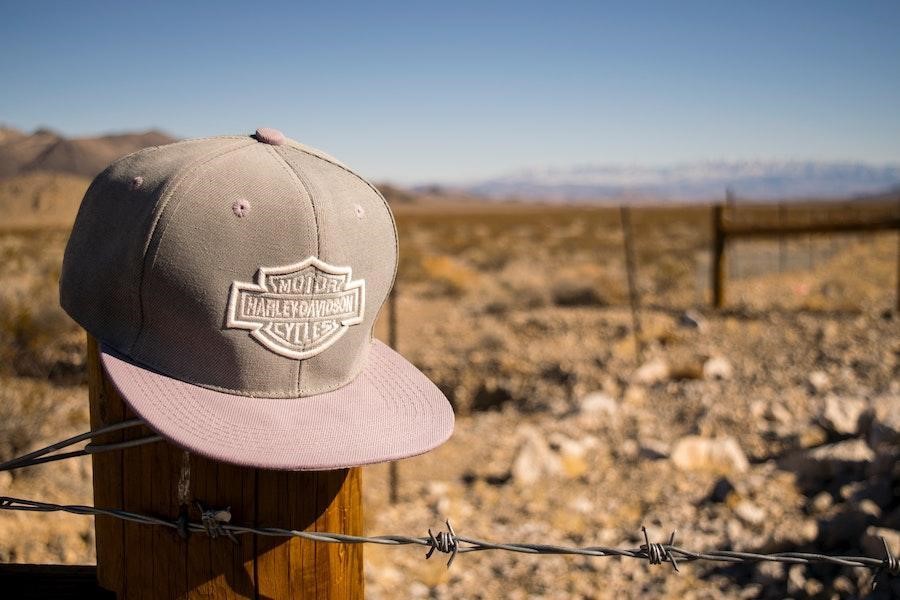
[99,340,454,470]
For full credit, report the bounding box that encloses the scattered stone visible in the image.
[578,391,618,416]
[677,310,704,329]
[703,356,733,381]
[754,560,784,581]
[832,576,855,595]
[549,433,592,479]
[765,402,793,425]
[803,578,824,597]
[633,358,670,385]
[868,393,900,447]
[622,385,647,405]
[797,425,828,449]
[511,426,561,485]
[807,371,831,394]
[820,396,866,436]
[671,435,750,475]
[839,481,864,501]
[855,499,882,520]
[809,491,833,514]
[619,438,639,459]
[787,564,807,595]
[734,500,766,526]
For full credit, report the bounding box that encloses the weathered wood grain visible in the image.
[86,335,364,599]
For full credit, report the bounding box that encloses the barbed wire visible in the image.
[0,495,897,589]
[1,424,898,590]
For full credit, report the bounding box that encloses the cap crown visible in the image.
[61,134,397,398]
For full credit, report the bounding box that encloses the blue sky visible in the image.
[1,1,899,183]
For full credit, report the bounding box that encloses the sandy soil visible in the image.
[0,200,897,599]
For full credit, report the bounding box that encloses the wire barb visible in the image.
[196,502,239,545]
[873,536,899,591]
[641,526,679,572]
[425,519,459,567]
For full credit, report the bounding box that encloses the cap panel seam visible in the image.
[266,146,322,395]
[128,139,256,353]
[281,144,399,347]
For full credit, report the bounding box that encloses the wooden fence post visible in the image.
[86,335,364,600]
[778,203,786,272]
[711,204,725,308]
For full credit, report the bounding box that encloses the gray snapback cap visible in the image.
[60,128,454,470]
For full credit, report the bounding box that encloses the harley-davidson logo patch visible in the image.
[226,257,365,359]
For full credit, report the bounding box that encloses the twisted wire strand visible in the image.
[0,495,896,583]
[0,420,161,472]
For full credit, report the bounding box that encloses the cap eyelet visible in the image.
[130,176,144,190]
[232,199,251,218]
[354,204,365,219]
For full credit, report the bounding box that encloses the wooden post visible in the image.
[86,335,364,600]
[711,204,725,308]
[387,287,400,505]
[778,203,786,272]
[619,206,643,363]
[725,189,738,280]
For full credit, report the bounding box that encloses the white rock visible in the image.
[671,435,750,475]
[808,438,874,463]
[703,356,733,381]
[634,358,670,385]
[511,426,561,485]
[807,371,831,394]
[734,500,766,526]
[578,391,618,416]
[548,433,595,478]
[869,393,900,446]
[568,496,594,514]
[809,491,833,514]
[820,396,866,436]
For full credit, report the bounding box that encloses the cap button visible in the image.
[254,127,285,146]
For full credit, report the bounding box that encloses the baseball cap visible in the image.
[60,128,454,470]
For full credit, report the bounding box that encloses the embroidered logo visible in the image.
[226,257,365,359]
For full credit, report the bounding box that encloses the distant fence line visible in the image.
[710,198,900,309]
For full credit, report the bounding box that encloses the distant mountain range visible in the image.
[455,161,900,202]
[2,127,898,203]
[0,126,176,179]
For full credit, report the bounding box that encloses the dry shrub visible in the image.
[481,260,553,314]
[0,378,61,464]
[550,263,616,307]
[0,292,84,383]
[420,255,481,297]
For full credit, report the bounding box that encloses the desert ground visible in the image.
[0,174,898,598]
